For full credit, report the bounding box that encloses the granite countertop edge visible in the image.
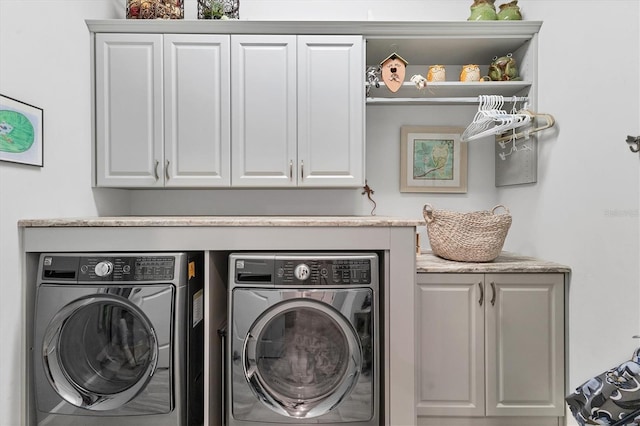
[417,251,571,273]
[18,216,425,228]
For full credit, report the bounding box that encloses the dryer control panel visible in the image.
[230,253,378,287]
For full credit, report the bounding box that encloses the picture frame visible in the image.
[0,94,44,167]
[400,126,467,193]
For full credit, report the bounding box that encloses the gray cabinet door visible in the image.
[231,35,297,187]
[164,34,231,187]
[95,33,164,187]
[485,273,565,417]
[416,273,485,417]
[297,36,364,187]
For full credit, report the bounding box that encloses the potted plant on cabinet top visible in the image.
[198,0,239,19]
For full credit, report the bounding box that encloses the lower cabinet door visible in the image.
[416,273,485,416]
[485,273,565,417]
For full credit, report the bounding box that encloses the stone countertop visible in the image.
[18,216,424,228]
[417,251,571,273]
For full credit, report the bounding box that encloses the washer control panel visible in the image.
[231,253,377,286]
[41,255,176,282]
[276,258,372,285]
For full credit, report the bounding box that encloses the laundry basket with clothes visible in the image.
[566,346,640,426]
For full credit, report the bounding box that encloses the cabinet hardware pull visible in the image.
[154,161,160,180]
[300,160,304,180]
[478,282,484,306]
[627,135,640,153]
[165,160,170,181]
[490,282,496,306]
[289,160,293,180]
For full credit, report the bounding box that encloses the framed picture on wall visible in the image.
[400,126,467,193]
[0,94,44,167]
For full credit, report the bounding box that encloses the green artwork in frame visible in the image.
[412,138,455,181]
[400,126,467,193]
[0,94,43,167]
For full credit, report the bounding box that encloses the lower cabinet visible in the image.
[416,272,565,425]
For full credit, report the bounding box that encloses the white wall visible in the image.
[1,1,638,425]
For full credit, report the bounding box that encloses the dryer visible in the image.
[227,252,380,426]
[32,252,204,426]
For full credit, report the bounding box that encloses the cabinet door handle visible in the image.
[154,160,160,181]
[165,160,170,181]
[289,160,293,180]
[490,282,496,306]
[300,160,304,180]
[478,282,484,306]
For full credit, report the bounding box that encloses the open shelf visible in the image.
[366,81,531,105]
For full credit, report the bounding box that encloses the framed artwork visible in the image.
[0,94,44,167]
[400,126,467,193]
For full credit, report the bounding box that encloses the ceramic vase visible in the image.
[497,0,522,20]
[467,0,497,21]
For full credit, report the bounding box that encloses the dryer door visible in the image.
[243,297,363,419]
[41,292,161,411]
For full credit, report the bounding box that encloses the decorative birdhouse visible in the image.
[380,53,408,93]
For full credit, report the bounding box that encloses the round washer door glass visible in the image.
[244,299,362,419]
[43,294,158,411]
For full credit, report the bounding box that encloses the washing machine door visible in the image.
[41,293,159,411]
[243,298,362,419]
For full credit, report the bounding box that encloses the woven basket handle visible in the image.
[492,205,510,215]
[423,204,434,223]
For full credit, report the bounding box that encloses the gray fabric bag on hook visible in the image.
[566,346,640,426]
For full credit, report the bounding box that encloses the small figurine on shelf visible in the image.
[497,0,522,20]
[460,64,481,82]
[467,0,498,21]
[365,66,381,97]
[366,66,381,88]
[487,53,520,81]
[410,74,427,90]
[427,65,446,82]
[379,53,408,93]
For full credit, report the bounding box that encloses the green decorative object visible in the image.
[467,0,498,21]
[488,53,520,81]
[497,0,522,20]
[198,0,239,19]
[0,110,35,153]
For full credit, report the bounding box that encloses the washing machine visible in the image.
[32,252,205,426]
[227,252,379,426]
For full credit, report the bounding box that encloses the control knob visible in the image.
[94,260,114,277]
[294,263,310,281]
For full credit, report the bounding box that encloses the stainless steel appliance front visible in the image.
[227,253,379,426]
[32,252,204,426]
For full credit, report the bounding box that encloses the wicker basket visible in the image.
[423,203,512,262]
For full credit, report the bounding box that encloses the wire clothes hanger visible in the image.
[461,95,532,142]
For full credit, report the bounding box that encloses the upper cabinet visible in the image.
[95,33,231,188]
[88,20,540,188]
[231,35,364,187]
